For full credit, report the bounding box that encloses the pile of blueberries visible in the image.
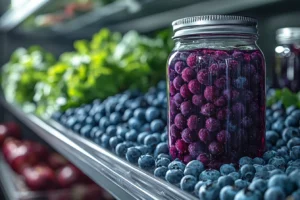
[52,82,300,200]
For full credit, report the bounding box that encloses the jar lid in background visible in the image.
[276,28,300,44]
[172,15,258,38]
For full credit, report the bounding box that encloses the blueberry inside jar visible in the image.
[167,15,266,168]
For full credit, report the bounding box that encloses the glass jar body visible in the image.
[167,36,266,167]
[273,43,300,92]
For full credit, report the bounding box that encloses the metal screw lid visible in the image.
[276,28,300,44]
[172,15,258,38]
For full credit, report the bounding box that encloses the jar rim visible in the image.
[172,15,258,38]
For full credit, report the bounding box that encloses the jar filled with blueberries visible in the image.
[273,28,300,92]
[167,15,266,168]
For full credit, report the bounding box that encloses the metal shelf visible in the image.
[0,95,198,200]
[0,0,50,31]
[2,0,284,37]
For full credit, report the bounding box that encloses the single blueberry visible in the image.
[144,135,159,149]
[184,160,205,177]
[109,136,123,150]
[271,120,285,133]
[145,107,160,122]
[100,134,110,149]
[199,169,221,181]
[234,188,262,200]
[268,156,286,170]
[287,137,300,149]
[234,179,250,190]
[154,166,168,179]
[160,132,168,142]
[109,112,122,125]
[116,126,127,139]
[150,119,165,132]
[106,125,117,136]
[115,143,128,157]
[122,109,133,121]
[219,185,238,200]
[287,105,297,115]
[240,164,256,181]
[239,156,253,166]
[252,157,265,165]
[155,153,170,161]
[269,169,284,176]
[268,174,295,195]
[180,175,197,192]
[289,169,300,188]
[220,164,236,175]
[165,169,184,184]
[138,155,155,170]
[266,130,280,145]
[285,116,298,127]
[217,176,234,188]
[264,187,285,200]
[136,145,150,155]
[263,150,278,162]
[126,147,142,163]
[154,142,169,158]
[290,146,300,160]
[199,182,221,200]
[155,157,170,167]
[249,179,267,193]
[137,132,150,144]
[152,133,162,142]
[99,116,110,130]
[228,172,240,181]
[128,117,142,130]
[168,160,186,171]
[282,128,300,142]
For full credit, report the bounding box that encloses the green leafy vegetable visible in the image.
[267,88,300,108]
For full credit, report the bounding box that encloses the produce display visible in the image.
[2,29,171,116]
[52,79,300,199]
[0,122,113,200]
[1,46,56,107]
[167,49,265,166]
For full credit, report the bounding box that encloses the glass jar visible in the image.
[167,15,266,167]
[273,28,300,92]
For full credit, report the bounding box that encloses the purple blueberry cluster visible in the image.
[168,49,266,167]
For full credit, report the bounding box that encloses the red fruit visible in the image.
[192,94,206,107]
[188,79,202,94]
[205,118,221,132]
[173,76,184,90]
[197,153,210,166]
[217,130,228,144]
[208,141,224,155]
[23,165,57,191]
[201,103,216,117]
[57,164,87,188]
[183,155,193,164]
[181,128,197,143]
[24,141,49,159]
[186,53,197,68]
[180,84,192,99]
[198,128,210,144]
[0,122,21,146]
[2,138,20,160]
[180,101,193,116]
[6,143,39,174]
[48,153,69,170]
[175,139,188,153]
[175,61,186,74]
[204,86,220,102]
[182,68,196,82]
[187,115,199,131]
[197,69,210,85]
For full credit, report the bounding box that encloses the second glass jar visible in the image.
[168,15,266,168]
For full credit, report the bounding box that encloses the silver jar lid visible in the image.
[276,28,300,44]
[172,15,258,38]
